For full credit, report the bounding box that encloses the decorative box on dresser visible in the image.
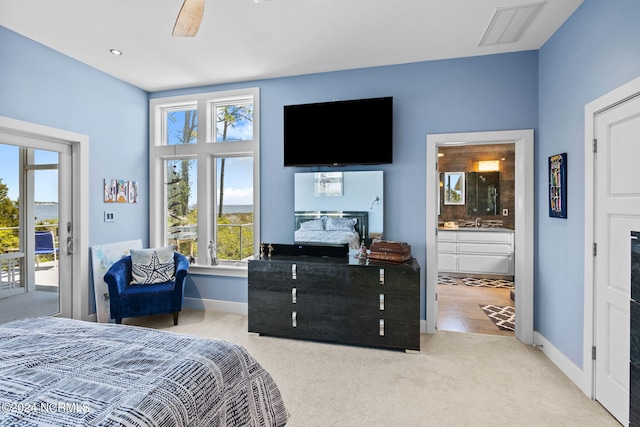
[248,244,420,351]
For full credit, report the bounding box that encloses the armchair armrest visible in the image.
[104,256,133,297]
[174,252,190,286]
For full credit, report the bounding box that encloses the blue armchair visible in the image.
[104,252,189,325]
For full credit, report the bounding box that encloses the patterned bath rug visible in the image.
[462,277,514,288]
[438,276,458,285]
[480,305,515,331]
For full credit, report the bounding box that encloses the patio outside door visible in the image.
[0,141,72,322]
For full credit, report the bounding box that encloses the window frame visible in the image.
[149,88,260,277]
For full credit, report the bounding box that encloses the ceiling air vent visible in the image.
[479,1,545,46]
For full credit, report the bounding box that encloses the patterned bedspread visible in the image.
[0,317,288,426]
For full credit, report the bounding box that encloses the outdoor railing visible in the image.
[0,252,23,292]
[167,222,254,262]
[218,222,254,261]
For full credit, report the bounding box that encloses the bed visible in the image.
[0,317,289,426]
[294,211,369,250]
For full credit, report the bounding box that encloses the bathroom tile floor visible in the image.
[437,281,515,337]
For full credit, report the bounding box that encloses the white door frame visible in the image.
[0,116,90,321]
[583,75,640,397]
[426,129,535,344]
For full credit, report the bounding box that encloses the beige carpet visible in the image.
[125,309,619,427]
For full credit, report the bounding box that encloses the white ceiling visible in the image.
[0,0,583,92]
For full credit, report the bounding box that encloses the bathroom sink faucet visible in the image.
[475,218,481,228]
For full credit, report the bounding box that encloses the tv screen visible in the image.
[284,96,393,167]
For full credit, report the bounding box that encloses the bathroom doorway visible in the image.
[426,130,534,345]
[436,143,516,336]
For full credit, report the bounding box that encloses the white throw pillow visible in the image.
[130,246,175,285]
[298,218,325,231]
[325,217,356,232]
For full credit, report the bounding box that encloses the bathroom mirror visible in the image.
[444,172,465,205]
[294,171,383,246]
[466,171,500,215]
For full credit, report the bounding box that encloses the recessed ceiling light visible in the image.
[109,49,123,56]
[479,2,545,46]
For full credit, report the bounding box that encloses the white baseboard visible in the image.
[420,319,427,334]
[534,331,587,395]
[183,297,248,316]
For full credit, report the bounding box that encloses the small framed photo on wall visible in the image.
[549,153,567,218]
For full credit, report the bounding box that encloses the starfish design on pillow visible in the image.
[135,251,175,284]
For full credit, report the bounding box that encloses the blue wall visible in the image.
[153,52,539,316]
[0,26,149,248]
[537,0,640,367]
[0,26,149,312]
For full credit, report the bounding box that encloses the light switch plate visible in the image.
[502,209,509,216]
[104,212,115,222]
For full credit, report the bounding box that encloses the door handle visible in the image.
[66,236,74,255]
[66,221,74,255]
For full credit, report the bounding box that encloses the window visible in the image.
[150,88,260,276]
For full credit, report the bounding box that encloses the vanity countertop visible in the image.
[438,226,514,232]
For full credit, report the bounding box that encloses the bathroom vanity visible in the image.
[437,228,514,278]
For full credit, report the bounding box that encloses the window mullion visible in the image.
[196,152,212,265]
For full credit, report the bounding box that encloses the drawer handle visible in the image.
[379,294,385,311]
[292,264,297,280]
[379,268,385,285]
[292,287,297,304]
[379,319,385,336]
[292,311,297,328]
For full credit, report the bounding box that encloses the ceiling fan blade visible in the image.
[172,0,205,37]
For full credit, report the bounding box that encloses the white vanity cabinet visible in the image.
[437,229,514,277]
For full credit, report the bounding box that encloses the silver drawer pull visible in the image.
[292,287,297,304]
[379,319,385,336]
[292,264,297,279]
[379,268,385,285]
[379,294,385,311]
[292,311,297,328]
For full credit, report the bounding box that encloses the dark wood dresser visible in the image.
[248,247,420,351]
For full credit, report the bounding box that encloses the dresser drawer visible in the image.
[249,287,345,316]
[348,266,419,295]
[346,318,419,351]
[347,294,418,321]
[250,262,347,292]
[248,307,346,342]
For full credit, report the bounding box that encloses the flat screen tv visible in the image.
[284,96,393,167]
